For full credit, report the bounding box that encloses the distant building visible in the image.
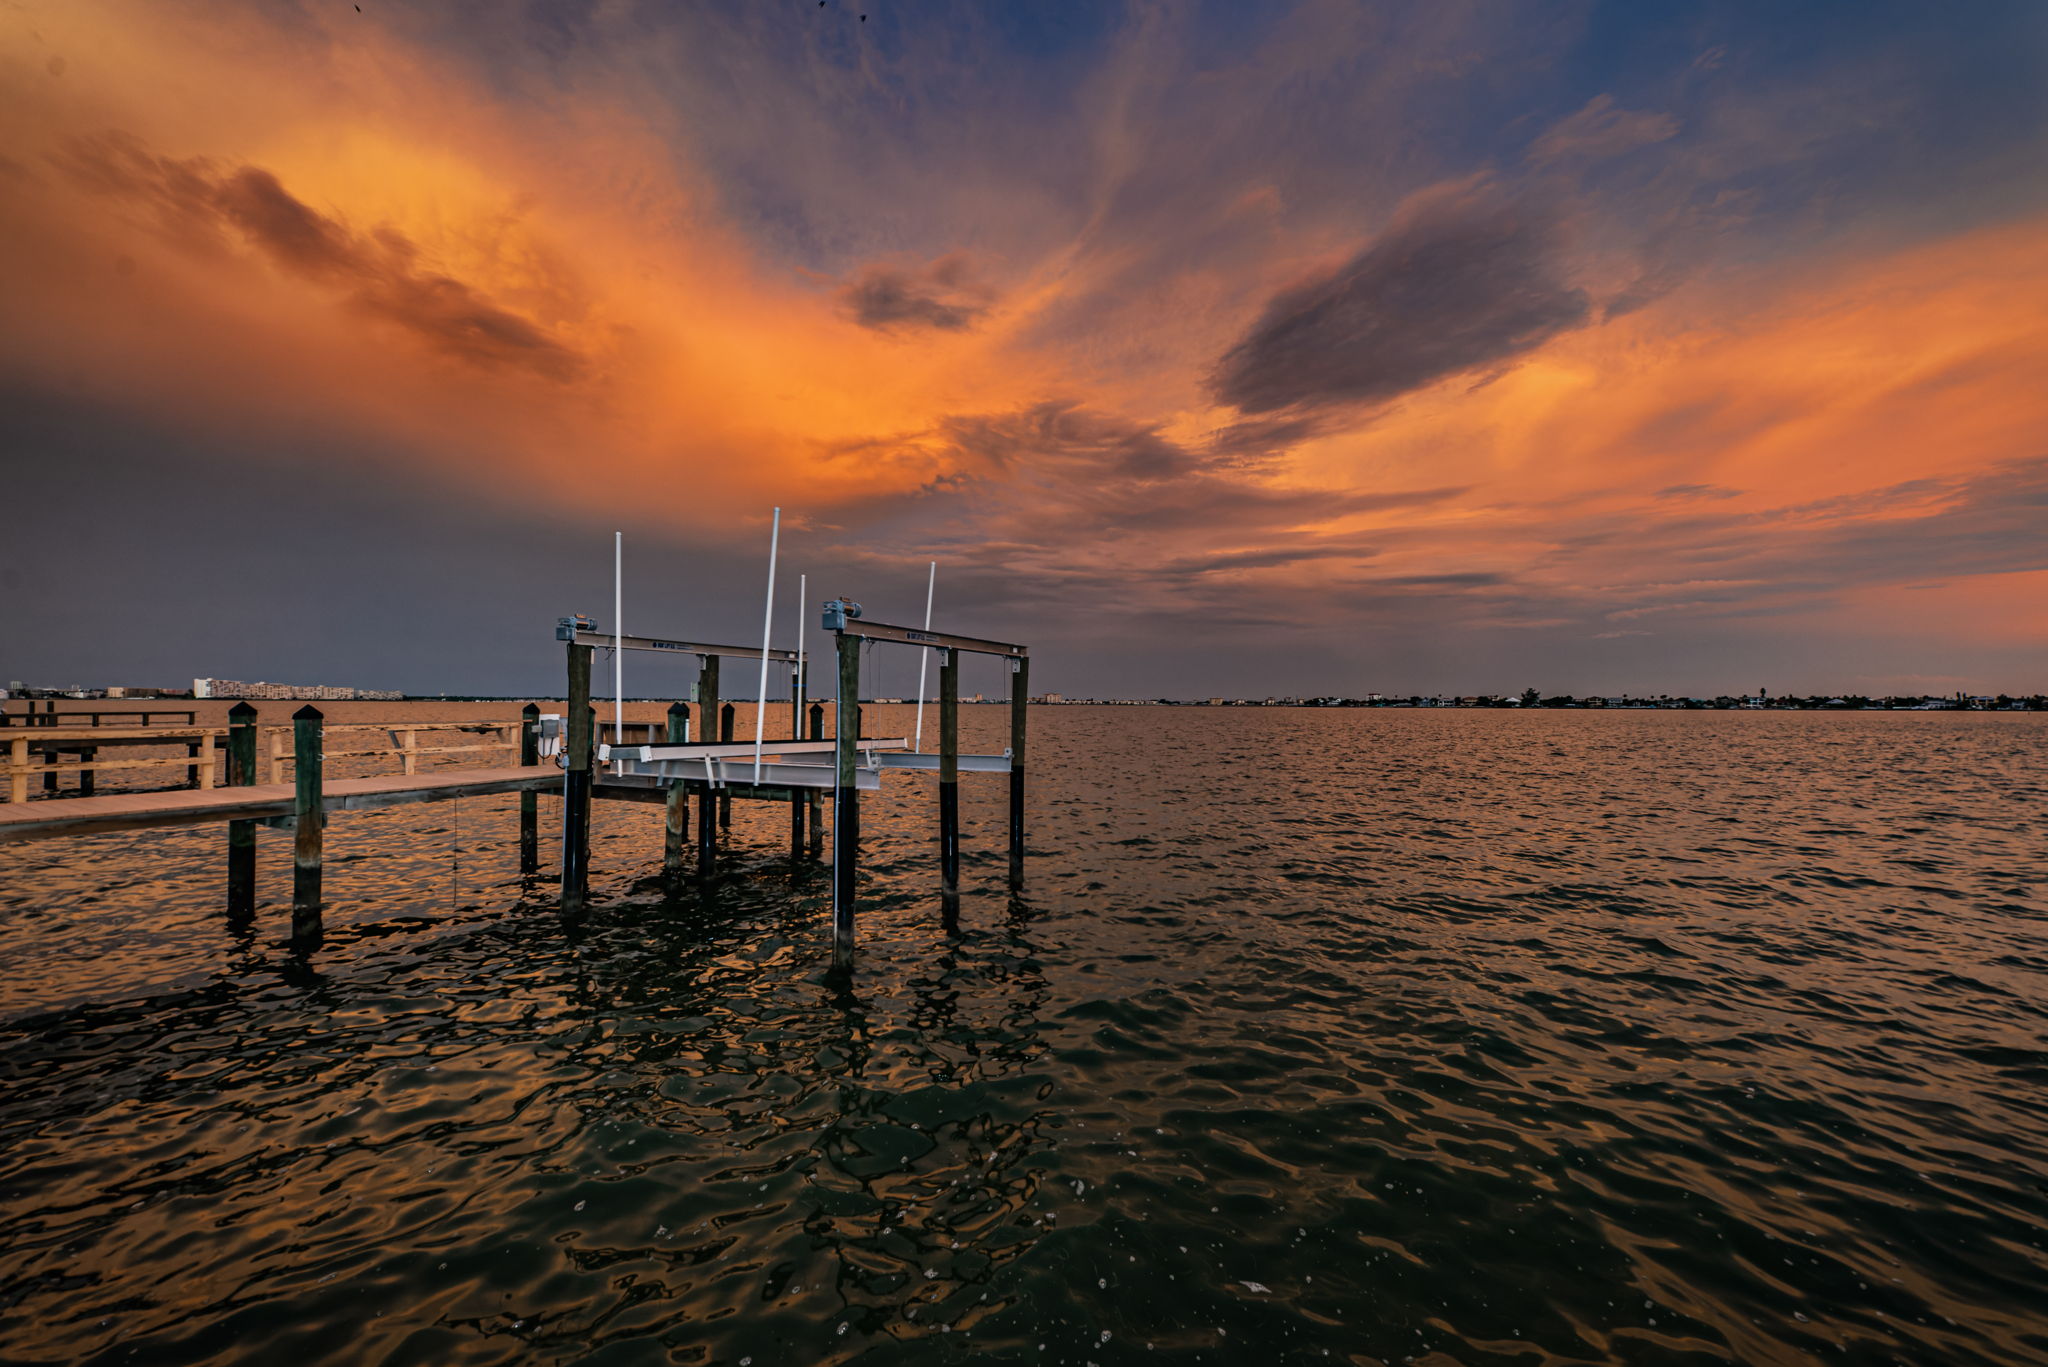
[194,678,403,701]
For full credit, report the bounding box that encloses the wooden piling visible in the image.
[227,701,258,917]
[696,655,719,875]
[719,701,735,831]
[939,649,959,896]
[562,644,594,911]
[291,705,323,944]
[6,737,24,805]
[832,632,861,959]
[664,701,689,884]
[788,668,804,863]
[518,702,540,873]
[806,701,824,856]
[1009,656,1028,885]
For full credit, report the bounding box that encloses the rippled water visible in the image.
[2,708,2045,1365]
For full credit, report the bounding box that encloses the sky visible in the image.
[2,0,2045,699]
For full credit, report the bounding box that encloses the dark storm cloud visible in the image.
[837,254,993,333]
[929,400,1436,540]
[1209,182,1590,416]
[57,133,584,382]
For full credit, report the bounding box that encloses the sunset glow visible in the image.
[4,0,2043,694]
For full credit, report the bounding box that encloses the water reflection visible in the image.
[1,708,2045,1364]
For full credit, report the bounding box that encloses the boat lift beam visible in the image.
[561,627,797,663]
[825,617,1026,659]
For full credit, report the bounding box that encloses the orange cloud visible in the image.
[0,0,1065,521]
[2,0,2043,686]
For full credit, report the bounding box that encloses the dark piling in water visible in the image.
[226,701,258,918]
[807,701,824,856]
[789,667,805,864]
[939,649,959,894]
[518,703,540,874]
[832,632,860,963]
[562,644,593,911]
[696,655,719,876]
[1009,656,1028,888]
[291,705,323,946]
[719,702,735,831]
[664,701,689,885]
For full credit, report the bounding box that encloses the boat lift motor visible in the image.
[821,598,863,631]
[555,614,598,642]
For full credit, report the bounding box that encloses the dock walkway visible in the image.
[0,766,553,844]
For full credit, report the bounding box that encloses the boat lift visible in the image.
[814,596,1027,956]
[552,617,810,910]
[552,595,1030,961]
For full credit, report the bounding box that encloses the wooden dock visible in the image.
[0,766,552,843]
[6,577,1039,965]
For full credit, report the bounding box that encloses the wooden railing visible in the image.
[5,728,223,803]
[1,705,199,728]
[262,722,522,782]
[4,719,536,803]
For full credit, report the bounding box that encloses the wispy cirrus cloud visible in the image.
[1529,95,1679,165]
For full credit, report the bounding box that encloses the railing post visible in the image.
[832,631,861,963]
[186,739,201,789]
[664,701,689,885]
[79,745,96,796]
[7,736,25,804]
[518,702,540,874]
[939,648,960,902]
[1009,656,1028,888]
[696,655,719,877]
[291,705,324,946]
[227,701,258,918]
[400,728,418,776]
[563,644,593,911]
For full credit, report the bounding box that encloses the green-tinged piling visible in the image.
[832,631,860,962]
[939,648,960,897]
[696,655,719,876]
[1009,656,1028,886]
[291,705,323,945]
[719,702,735,831]
[519,702,540,874]
[227,701,258,917]
[562,644,593,911]
[788,668,804,863]
[806,701,825,856]
[664,701,689,884]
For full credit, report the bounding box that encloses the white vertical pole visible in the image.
[753,508,782,782]
[613,531,624,746]
[913,560,936,751]
[797,572,807,709]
